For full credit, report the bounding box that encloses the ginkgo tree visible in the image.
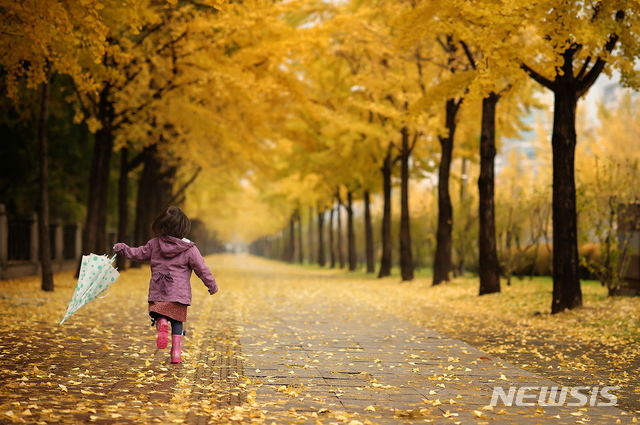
[0,0,205,272]
[393,0,478,286]
[0,0,122,291]
[294,9,396,272]
[409,0,537,294]
[240,1,393,271]
[513,0,640,313]
[319,0,453,281]
[320,9,401,277]
[76,0,220,263]
[181,0,338,254]
[80,0,296,263]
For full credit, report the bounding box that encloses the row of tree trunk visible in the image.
[34,78,501,305]
[36,21,619,317]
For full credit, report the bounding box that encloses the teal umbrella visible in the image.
[60,254,120,325]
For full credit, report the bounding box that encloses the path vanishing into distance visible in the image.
[0,254,638,424]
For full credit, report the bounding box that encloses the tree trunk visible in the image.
[297,210,303,264]
[132,147,175,267]
[329,206,336,268]
[505,206,513,286]
[317,208,325,266]
[276,233,283,261]
[134,149,161,246]
[288,216,295,263]
[347,190,357,271]
[364,190,375,273]
[116,147,128,271]
[38,69,53,292]
[478,93,501,295]
[399,126,414,281]
[522,30,619,311]
[82,84,114,258]
[336,195,345,269]
[308,206,315,264]
[432,98,460,285]
[550,88,582,313]
[456,157,468,277]
[378,148,393,278]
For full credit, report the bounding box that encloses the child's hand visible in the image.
[113,243,126,252]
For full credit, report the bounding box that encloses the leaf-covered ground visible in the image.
[0,253,638,424]
[287,261,640,414]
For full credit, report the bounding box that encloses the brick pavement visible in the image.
[241,301,639,424]
[0,294,243,424]
[1,256,638,424]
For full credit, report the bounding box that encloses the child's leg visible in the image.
[169,319,184,364]
[153,314,170,349]
[168,319,184,336]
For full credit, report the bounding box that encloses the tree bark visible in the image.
[478,93,501,295]
[134,148,161,246]
[347,190,357,271]
[38,69,53,292]
[131,146,175,267]
[317,208,325,266]
[276,233,284,261]
[336,193,345,269]
[433,98,460,285]
[364,190,375,273]
[520,17,621,310]
[329,206,336,268]
[378,147,393,278]
[297,209,303,264]
[456,157,468,277]
[399,126,414,281]
[116,147,129,271]
[288,215,295,263]
[550,86,582,312]
[82,84,114,258]
[308,206,315,264]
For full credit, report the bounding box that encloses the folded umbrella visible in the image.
[60,254,120,325]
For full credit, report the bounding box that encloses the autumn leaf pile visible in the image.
[1,253,639,424]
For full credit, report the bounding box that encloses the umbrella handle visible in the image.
[109,254,117,263]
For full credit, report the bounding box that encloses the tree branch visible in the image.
[460,40,477,70]
[436,36,449,54]
[409,131,420,153]
[576,33,620,99]
[113,77,201,130]
[575,56,592,81]
[126,145,156,172]
[497,83,512,98]
[415,48,427,96]
[575,9,624,98]
[169,167,202,205]
[70,78,97,119]
[335,187,344,208]
[520,62,555,89]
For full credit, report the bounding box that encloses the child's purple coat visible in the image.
[114,235,218,305]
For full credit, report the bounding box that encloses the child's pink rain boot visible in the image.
[156,317,169,349]
[171,334,183,364]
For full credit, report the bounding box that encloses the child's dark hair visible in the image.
[151,206,191,238]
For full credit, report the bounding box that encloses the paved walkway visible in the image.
[0,255,638,424]
[240,299,636,424]
[0,267,243,425]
